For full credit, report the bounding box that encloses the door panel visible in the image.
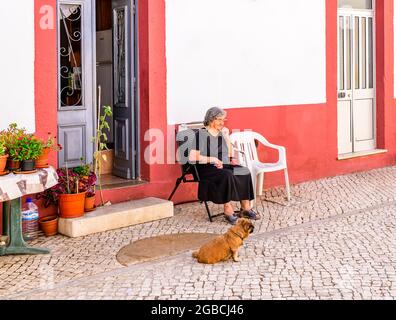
[58,125,86,163]
[353,99,375,150]
[114,118,128,159]
[112,0,137,179]
[337,100,353,155]
[58,0,94,167]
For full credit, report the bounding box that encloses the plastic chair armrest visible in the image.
[256,139,287,165]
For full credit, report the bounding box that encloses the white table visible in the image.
[0,166,58,255]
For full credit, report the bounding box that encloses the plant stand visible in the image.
[0,199,49,255]
[0,166,58,256]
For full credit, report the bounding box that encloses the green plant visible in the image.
[94,106,113,158]
[0,133,7,156]
[15,135,44,161]
[8,139,22,160]
[73,164,91,177]
[93,105,113,206]
[0,139,6,156]
[73,158,91,177]
[0,123,26,159]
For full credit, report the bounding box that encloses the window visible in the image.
[338,0,373,9]
[59,4,83,107]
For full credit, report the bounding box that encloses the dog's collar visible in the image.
[229,229,244,241]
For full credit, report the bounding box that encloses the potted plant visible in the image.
[38,215,59,237]
[36,186,59,214]
[36,132,62,168]
[93,105,113,206]
[84,173,97,212]
[15,134,43,172]
[0,136,8,174]
[56,166,86,218]
[36,188,59,237]
[73,159,91,178]
[73,161,97,212]
[96,88,114,177]
[0,123,26,171]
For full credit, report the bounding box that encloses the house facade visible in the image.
[1,0,396,209]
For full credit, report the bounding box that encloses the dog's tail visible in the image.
[192,251,199,259]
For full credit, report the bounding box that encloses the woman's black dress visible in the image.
[192,128,255,204]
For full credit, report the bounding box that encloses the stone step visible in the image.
[58,197,174,238]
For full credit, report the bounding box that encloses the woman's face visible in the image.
[210,114,227,131]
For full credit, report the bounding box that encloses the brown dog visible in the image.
[192,218,254,264]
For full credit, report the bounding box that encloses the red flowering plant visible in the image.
[0,123,26,160]
[41,132,62,151]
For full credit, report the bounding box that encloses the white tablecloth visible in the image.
[0,167,58,202]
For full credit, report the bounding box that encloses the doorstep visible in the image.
[58,197,174,238]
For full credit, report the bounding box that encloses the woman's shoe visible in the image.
[240,209,261,220]
[225,213,238,225]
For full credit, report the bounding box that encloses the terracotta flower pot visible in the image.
[58,192,86,219]
[0,154,8,173]
[36,147,50,168]
[84,195,96,212]
[39,215,58,237]
[7,159,20,171]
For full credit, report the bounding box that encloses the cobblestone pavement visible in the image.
[1,166,396,300]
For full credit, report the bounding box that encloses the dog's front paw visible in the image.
[232,256,240,262]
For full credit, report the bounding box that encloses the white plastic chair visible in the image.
[229,131,291,204]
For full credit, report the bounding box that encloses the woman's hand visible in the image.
[230,158,239,166]
[221,127,230,137]
[210,157,223,169]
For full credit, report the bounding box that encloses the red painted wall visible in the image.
[30,0,396,210]
[105,0,396,206]
[35,0,58,168]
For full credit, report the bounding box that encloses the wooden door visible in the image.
[57,0,95,167]
[112,0,137,179]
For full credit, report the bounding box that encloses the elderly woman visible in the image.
[189,107,260,224]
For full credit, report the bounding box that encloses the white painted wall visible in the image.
[166,0,327,125]
[0,1,35,133]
